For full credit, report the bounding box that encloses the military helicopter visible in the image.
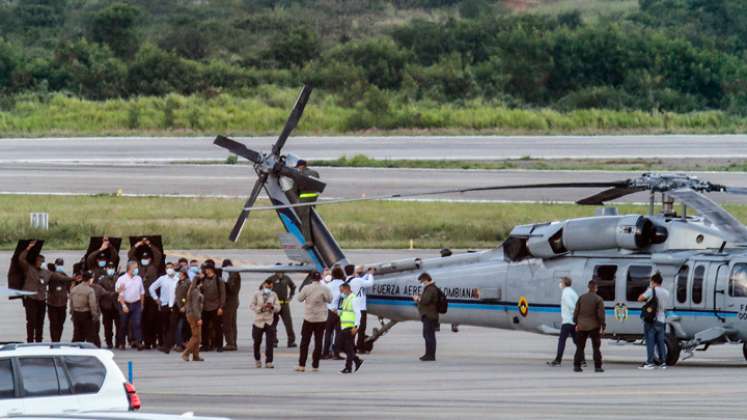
[215,85,747,366]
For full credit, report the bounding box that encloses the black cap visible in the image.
[81,270,94,281]
[54,258,64,266]
[141,251,151,258]
[310,271,321,281]
[98,252,108,259]
[296,159,307,167]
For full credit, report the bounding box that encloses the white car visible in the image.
[0,342,139,417]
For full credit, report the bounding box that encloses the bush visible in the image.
[323,38,411,90]
[89,3,142,59]
[266,27,321,69]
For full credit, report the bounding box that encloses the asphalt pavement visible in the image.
[3,163,747,204]
[2,249,747,419]
[1,135,746,162]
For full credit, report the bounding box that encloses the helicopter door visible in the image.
[722,263,747,319]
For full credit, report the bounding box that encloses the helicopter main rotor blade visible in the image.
[723,186,747,195]
[240,181,628,212]
[214,135,263,164]
[277,166,326,193]
[576,186,648,205]
[228,173,268,242]
[272,85,313,158]
[668,188,747,243]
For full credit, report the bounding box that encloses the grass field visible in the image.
[2,90,746,137]
[2,194,747,251]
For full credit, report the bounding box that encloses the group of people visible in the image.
[548,273,670,372]
[17,236,438,374]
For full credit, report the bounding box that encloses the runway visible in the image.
[3,163,747,204]
[1,134,746,162]
[1,249,746,420]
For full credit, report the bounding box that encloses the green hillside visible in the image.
[1,0,746,135]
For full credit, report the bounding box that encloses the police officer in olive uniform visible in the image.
[46,262,72,342]
[18,241,69,343]
[173,268,191,351]
[86,238,117,278]
[70,271,100,344]
[93,261,119,348]
[267,272,297,348]
[221,259,241,351]
[128,238,163,349]
[293,159,321,249]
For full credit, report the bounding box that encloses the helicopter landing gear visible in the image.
[363,318,399,353]
[665,334,681,366]
[742,343,747,362]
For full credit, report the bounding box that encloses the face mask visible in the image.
[106,268,116,276]
[166,268,175,276]
[189,267,199,274]
[98,260,107,268]
[56,267,65,273]
[132,268,139,276]
[262,288,272,296]
[141,259,151,266]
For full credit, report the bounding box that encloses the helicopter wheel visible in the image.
[665,334,681,366]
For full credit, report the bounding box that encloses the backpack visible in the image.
[640,287,658,324]
[436,286,448,314]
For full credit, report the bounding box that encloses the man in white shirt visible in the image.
[322,266,345,359]
[548,276,578,367]
[149,262,179,354]
[347,265,375,353]
[115,261,145,350]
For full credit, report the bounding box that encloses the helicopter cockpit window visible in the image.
[729,264,747,298]
[692,265,705,304]
[626,265,652,301]
[593,265,617,301]
[676,265,689,304]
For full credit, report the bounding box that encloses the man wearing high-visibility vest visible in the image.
[293,160,321,249]
[337,283,364,374]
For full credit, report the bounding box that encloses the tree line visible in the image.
[0,0,745,115]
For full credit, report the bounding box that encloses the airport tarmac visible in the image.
[1,135,747,163]
[3,163,747,204]
[2,249,747,419]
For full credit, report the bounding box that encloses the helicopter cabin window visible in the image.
[626,265,652,301]
[729,264,747,298]
[593,265,617,301]
[692,265,705,304]
[676,265,689,304]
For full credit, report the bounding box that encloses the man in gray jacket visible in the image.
[295,271,332,372]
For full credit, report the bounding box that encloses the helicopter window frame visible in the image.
[692,265,705,304]
[626,265,652,302]
[728,263,747,298]
[676,265,689,304]
[592,264,617,301]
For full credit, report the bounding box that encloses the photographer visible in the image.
[250,278,281,368]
